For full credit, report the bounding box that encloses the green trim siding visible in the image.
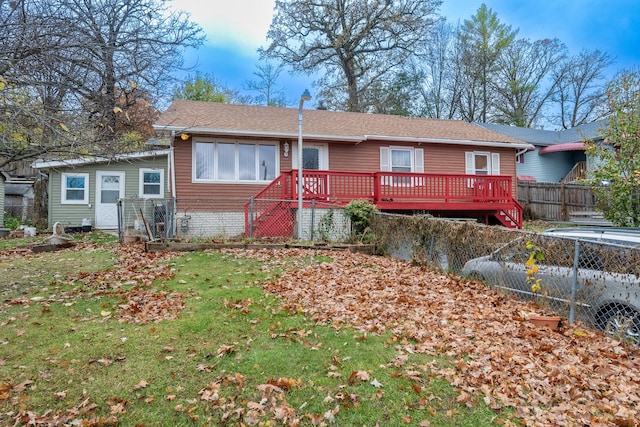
[47,156,168,228]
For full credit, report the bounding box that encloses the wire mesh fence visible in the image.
[372,213,640,346]
[117,197,355,243]
[117,198,175,241]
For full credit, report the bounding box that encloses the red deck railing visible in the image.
[245,170,523,236]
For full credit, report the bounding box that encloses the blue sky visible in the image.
[171,0,640,108]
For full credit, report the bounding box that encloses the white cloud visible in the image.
[171,0,275,52]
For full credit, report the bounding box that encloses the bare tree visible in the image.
[245,61,288,107]
[60,0,204,146]
[0,0,204,168]
[492,38,567,127]
[419,20,461,119]
[553,49,614,128]
[260,0,442,112]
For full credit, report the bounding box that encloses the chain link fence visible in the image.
[372,213,640,346]
[117,197,354,243]
[117,198,175,241]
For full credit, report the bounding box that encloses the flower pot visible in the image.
[528,315,561,330]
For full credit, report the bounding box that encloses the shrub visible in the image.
[4,214,20,230]
[344,199,377,239]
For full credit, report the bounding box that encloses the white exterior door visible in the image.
[293,143,329,196]
[95,171,125,229]
[292,143,329,170]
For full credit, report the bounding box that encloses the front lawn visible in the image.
[0,237,638,426]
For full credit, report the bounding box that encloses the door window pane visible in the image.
[101,176,120,203]
[303,147,320,169]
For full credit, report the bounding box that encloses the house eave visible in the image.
[363,135,532,150]
[154,125,530,149]
[153,125,365,142]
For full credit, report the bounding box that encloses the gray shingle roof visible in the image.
[474,120,606,146]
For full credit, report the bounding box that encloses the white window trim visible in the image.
[139,168,165,198]
[61,172,89,204]
[192,139,280,183]
[380,146,424,186]
[465,151,501,188]
[465,151,500,175]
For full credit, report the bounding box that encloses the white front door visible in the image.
[294,143,329,197]
[95,171,125,229]
[293,143,329,170]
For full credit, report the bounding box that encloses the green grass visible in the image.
[0,246,515,426]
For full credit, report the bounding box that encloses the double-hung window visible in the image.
[61,173,89,204]
[465,151,501,189]
[465,152,500,175]
[379,146,424,186]
[194,140,278,182]
[139,168,164,198]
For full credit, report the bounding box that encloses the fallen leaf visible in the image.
[133,380,148,390]
[370,378,383,388]
[12,380,33,392]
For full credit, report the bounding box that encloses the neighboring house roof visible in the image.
[5,183,33,197]
[474,120,606,148]
[154,100,531,149]
[32,149,171,169]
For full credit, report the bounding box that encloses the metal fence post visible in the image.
[570,239,581,324]
[428,235,435,268]
[248,198,254,238]
[310,199,316,241]
[117,199,123,242]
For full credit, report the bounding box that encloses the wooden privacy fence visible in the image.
[517,182,600,222]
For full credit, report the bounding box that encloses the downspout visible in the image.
[169,131,177,237]
[516,144,535,158]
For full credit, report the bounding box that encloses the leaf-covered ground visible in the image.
[1,243,639,426]
[233,248,640,426]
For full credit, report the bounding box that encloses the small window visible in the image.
[139,169,164,198]
[61,173,89,204]
[516,153,525,164]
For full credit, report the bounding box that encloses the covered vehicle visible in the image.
[461,227,640,345]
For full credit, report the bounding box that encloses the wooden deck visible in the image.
[245,170,523,237]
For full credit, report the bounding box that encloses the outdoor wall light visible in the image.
[283,141,290,157]
[180,133,190,141]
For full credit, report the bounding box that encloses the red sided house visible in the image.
[153,100,531,238]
